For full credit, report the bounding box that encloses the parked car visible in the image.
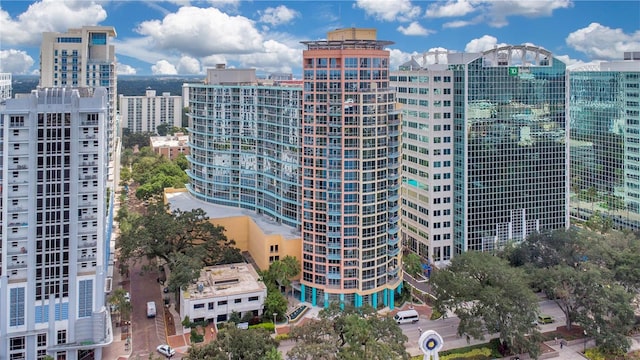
[124,292,130,302]
[537,314,554,324]
[156,344,175,357]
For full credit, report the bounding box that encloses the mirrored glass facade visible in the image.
[451,46,569,253]
[569,58,640,229]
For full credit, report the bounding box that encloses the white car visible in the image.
[124,292,130,302]
[156,344,176,357]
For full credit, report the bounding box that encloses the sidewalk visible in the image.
[102,259,132,360]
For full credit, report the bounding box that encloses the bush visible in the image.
[250,322,275,331]
[584,348,607,360]
[441,348,492,360]
[190,328,204,343]
[430,309,443,320]
[275,333,290,341]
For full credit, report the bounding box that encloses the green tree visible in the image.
[269,256,300,298]
[122,131,154,149]
[431,251,540,358]
[116,202,239,291]
[156,123,170,136]
[263,284,288,322]
[185,327,278,360]
[403,252,422,278]
[288,303,409,360]
[403,252,422,305]
[174,153,189,170]
[108,288,132,324]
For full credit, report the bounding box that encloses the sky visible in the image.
[0,0,639,77]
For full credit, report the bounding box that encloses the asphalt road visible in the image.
[130,258,167,359]
[278,295,566,357]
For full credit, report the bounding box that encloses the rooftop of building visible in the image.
[150,133,189,147]
[165,190,300,240]
[183,263,266,300]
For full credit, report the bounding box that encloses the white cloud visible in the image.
[136,6,264,57]
[485,0,572,28]
[117,64,137,75]
[554,54,587,68]
[201,55,229,70]
[566,22,640,60]
[421,47,452,65]
[207,0,241,8]
[152,60,178,75]
[0,0,107,46]
[113,37,169,66]
[355,0,421,22]
[237,39,302,74]
[387,48,420,71]
[0,49,35,74]
[427,0,571,28]
[426,0,475,18]
[177,56,202,74]
[443,19,477,29]
[397,22,434,36]
[465,35,507,53]
[259,5,299,26]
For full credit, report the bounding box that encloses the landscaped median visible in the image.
[410,338,557,360]
[411,340,502,360]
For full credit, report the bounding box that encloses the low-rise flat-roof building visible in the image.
[179,263,267,324]
[150,132,190,160]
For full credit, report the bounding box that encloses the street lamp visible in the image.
[273,312,278,334]
[583,330,587,352]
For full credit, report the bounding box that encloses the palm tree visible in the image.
[403,252,423,306]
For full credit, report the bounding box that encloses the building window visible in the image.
[10,288,25,326]
[269,244,279,253]
[194,303,205,309]
[248,296,259,302]
[217,300,228,306]
[10,337,25,350]
[78,279,93,318]
[57,330,67,344]
[234,298,242,304]
[37,333,47,347]
[208,302,214,310]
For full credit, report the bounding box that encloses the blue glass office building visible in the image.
[569,52,640,229]
[450,46,569,253]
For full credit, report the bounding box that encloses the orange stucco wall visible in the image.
[211,216,301,272]
[164,188,302,273]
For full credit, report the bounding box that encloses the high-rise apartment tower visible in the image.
[39,26,117,161]
[299,29,402,308]
[0,88,112,359]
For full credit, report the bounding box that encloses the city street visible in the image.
[129,258,167,359]
[277,294,568,358]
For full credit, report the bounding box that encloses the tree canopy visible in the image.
[431,251,541,358]
[503,228,638,354]
[185,326,279,360]
[116,201,243,291]
[287,303,409,360]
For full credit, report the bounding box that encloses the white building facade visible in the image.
[119,89,182,133]
[390,58,455,266]
[179,263,267,324]
[0,88,112,359]
[39,26,117,161]
[0,73,11,101]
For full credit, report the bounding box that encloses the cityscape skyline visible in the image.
[1,0,639,76]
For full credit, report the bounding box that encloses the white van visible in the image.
[146,301,156,318]
[393,309,419,324]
